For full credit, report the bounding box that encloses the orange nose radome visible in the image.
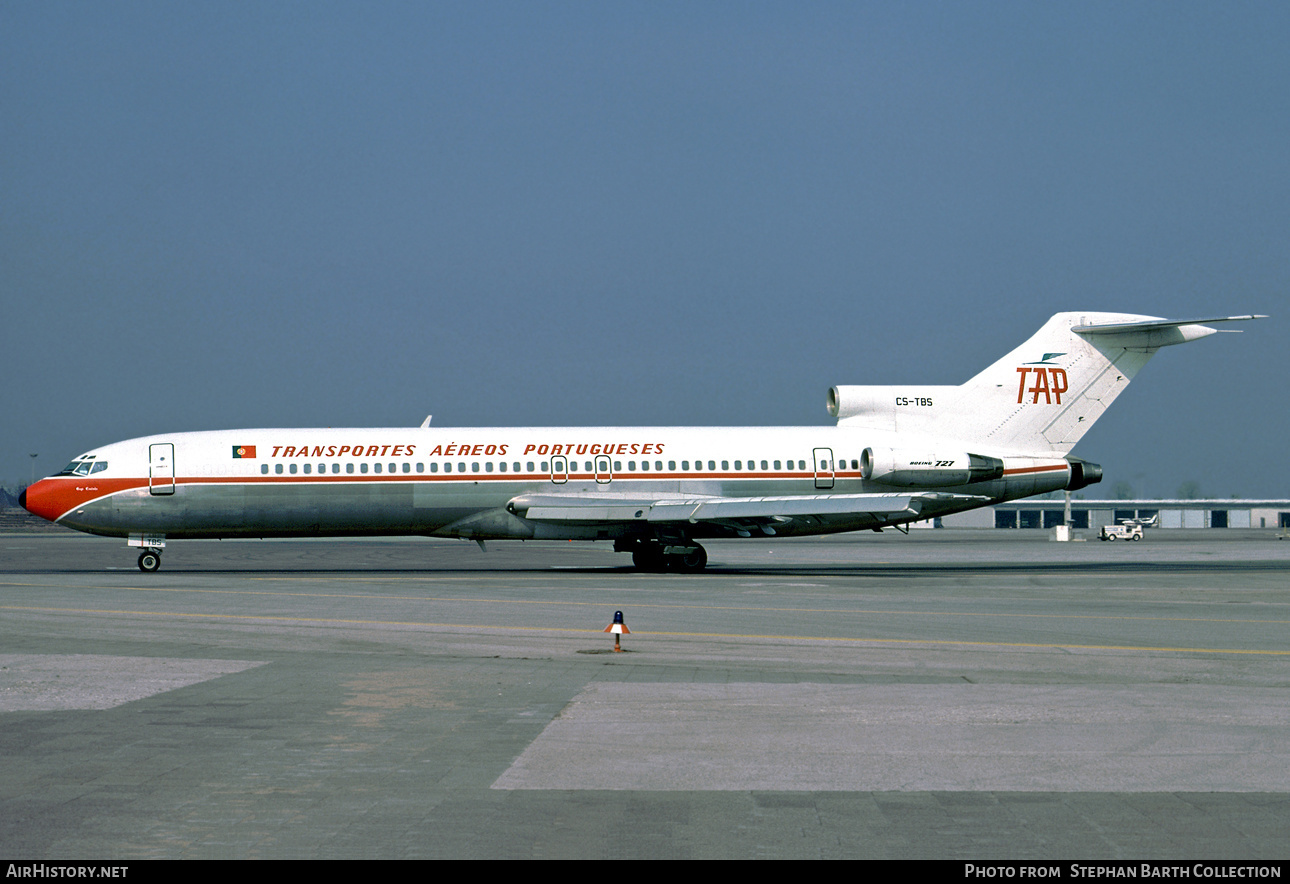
[20,478,69,523]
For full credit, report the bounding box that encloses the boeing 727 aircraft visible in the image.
[21,312,1263,571]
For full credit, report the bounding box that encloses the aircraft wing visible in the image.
[507,491,986,530]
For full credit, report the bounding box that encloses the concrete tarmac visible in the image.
[1,530,1288,858]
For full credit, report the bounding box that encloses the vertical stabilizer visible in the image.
[833,312,1263,454]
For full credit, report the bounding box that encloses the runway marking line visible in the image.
[0,603,1288,656]
[1,580,1288,627]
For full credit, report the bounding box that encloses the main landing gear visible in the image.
[621,539,709,572]
[137,549,162,572]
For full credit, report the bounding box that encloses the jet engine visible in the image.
[1065,457,1103,491]
[827,386,893,421]
[860,448,1005,487]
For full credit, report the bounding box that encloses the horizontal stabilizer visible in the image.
[1073,315,1266,335]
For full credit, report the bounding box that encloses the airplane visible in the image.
[21,311,1264,572]
[1119,514,1160,529]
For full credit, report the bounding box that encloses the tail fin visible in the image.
[830,312,1264,454]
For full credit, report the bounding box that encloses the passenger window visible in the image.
[290,464,298,474]
[485,462,494,472]
[735,461,742,470]
[303,464,311,474]
[513,462,521,472]
[682,461,689,470]
[261,464,269,474]
[761,460,768,470]
[346,463,354,474]
[404,463,411,473]
[527,462,535,472]
[275,464,283,474]
[614,461,621,471]
[444,462,451,472]
[472,462,480,473]
[498,462,506,472]
[799,460,806,470]
[458,462,466,472]
[541,461,548,471]
[668,461,676,471]
[640,461,649,471]
[361,463,369,474]
[373,463,382,474]
[722,461,729,470]
[430,463,438,473]
[774,460,781,470]
[708,461,715,470]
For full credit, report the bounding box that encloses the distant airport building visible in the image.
[935,500,1290,530]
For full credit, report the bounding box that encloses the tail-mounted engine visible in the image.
[860,448,1005,487]
[1065,457,1103,491]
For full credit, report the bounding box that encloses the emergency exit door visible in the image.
[813,447,834,490]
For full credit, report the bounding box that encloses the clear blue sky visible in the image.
[3,2,1284,498]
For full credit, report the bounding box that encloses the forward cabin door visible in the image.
[813,447,834,490]
[149,443,175,495]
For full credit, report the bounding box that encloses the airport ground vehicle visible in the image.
[1099,524,1143,541]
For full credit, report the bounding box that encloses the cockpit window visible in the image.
[57,458,106,476]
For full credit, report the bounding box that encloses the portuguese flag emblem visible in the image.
[232,445,257,459]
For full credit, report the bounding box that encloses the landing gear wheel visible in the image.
[632,545,667,572]
[671,544,708,573]
[138,550,161,572]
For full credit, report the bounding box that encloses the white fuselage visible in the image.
[26,425,1070,542]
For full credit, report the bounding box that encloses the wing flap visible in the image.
[511,492,985,525]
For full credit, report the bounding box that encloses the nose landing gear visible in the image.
[137,549,162,572]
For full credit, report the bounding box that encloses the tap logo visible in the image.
[1016,363,1068,404]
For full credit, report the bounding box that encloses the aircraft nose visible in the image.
[19,478,65,523]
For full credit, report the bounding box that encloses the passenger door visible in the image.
[149,443,175,496]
